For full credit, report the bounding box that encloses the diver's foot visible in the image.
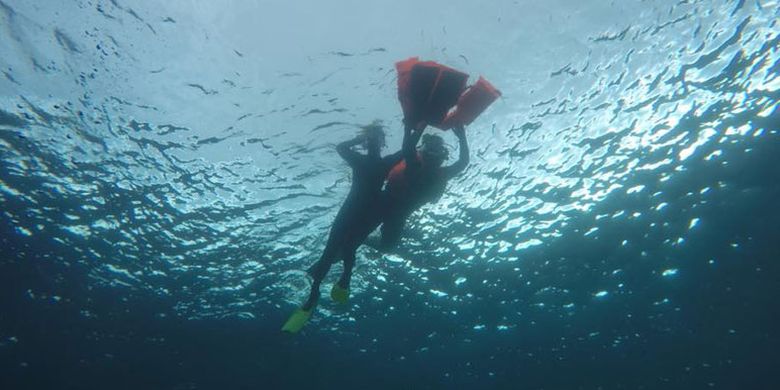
[281,307,313,333]
[330,282,350,304]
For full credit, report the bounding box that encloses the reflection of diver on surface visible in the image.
[378,123,469,250]
[282,122,402,333]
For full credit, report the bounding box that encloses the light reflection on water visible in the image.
[0,0,778,337]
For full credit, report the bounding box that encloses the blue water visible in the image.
[1,0,779,389]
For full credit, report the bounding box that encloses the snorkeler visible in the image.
[378,123,469,249]
[374,57,499,250]
[282,121,402,333]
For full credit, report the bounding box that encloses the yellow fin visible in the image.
[281,308,312,333]
[330,284,349,304]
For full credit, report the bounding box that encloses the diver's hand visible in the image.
[339,134,364,149]
[353,133,367,143]
[452,125,466,138]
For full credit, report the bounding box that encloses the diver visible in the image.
[375,57,498,250]
[378,123,469,249]
[282,121,402,333]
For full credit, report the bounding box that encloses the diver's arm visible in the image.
[402,124,425,171]
[442,125,469,179]
[336,136,364,168]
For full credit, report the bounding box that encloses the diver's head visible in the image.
[420,133,449,167]
[360,120,386,153]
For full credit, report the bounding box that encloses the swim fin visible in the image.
[281,308,312,333]
[440,76,501,129]
[330,283,349,304]
[396,57,468,127]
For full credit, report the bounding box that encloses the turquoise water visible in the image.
[1,0,778,388]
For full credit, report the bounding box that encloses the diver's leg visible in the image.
[283,213,350,332]
[303,256,330,311]
[330,239,357,304]
[306,249,335,282]
[379,216,406,251]
[303,235,341,311]
[283,239,340,333]
[332,216,380,303]
[306,216,349,279]
[336,243,357,289]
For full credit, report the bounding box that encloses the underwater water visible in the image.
[1,0,779,388]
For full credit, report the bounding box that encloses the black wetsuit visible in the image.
[380,164,447,248]
[307,139,402,292]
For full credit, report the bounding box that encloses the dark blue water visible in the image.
[2,0,779,388]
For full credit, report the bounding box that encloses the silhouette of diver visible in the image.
[283,121,402,333]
